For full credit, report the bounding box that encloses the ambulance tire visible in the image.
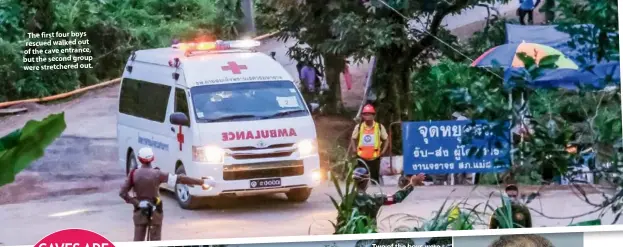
[175,165,202,210]
[286,188,312,202]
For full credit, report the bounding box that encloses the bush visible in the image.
[0,0,243,101]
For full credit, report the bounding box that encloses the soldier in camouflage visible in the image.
[351,167,426,224]
[489,184,533,229]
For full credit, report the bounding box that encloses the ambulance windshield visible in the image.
[190,80,309,123]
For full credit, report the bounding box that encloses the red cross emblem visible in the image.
[177,126,184,151]
[221,61,247,74]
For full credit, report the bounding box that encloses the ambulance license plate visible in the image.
[250,178,281,188]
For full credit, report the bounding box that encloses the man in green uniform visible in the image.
[489,184,533,229]
[350,167,426,225]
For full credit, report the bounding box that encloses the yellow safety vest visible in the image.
[357,122,381,160]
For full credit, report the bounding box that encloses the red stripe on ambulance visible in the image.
[222,128,298,141]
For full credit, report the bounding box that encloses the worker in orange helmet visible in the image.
[350,104,389,185]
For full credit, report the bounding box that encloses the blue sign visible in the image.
[402,120,511,175]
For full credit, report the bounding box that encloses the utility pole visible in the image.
[240,0,257,37]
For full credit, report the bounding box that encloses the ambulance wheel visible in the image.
[286,188,312,202]
[175,165,202,210]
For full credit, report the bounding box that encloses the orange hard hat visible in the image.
[362,104,376,114]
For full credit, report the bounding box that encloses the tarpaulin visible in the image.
[504,62,620,90]
[504,24,620,90]
[506,24,597,64]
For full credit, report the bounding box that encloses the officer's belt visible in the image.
[133,197,164,213]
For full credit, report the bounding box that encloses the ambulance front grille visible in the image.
[223,160,304,180]
[231,151,293,160]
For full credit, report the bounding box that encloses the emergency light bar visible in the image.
[172,39,261,54]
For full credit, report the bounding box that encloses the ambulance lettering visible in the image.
[222,128,298,141]
[138,136,169,151]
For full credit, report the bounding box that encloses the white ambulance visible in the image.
[116,39,322,209]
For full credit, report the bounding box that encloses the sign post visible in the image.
[401,120,512,179]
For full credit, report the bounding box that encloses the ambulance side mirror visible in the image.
[170,112,190,126]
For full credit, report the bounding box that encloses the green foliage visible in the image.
[421,49,620,182]
[489,196,516,228]
[411,200,478,231]
[0,0,243,101]
[257,0,509,116]
[321,0,620,231]
[554,0,619,65]
[539,0,556,23]
[0,113,66,186]
[329,168,378,234]
[329,167,482,234]
[505,54,620,178]
[464,16,510,59]
[411,59,506,121]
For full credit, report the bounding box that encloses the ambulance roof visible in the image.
[132,47,293,88]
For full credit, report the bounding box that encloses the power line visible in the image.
[375,0,505,80]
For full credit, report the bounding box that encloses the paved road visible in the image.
[0,183,616,245]
[1,4,619,245]
[443,3,516,29]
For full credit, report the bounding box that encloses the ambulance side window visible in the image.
[119,78,171,123]
[174,88,190,127]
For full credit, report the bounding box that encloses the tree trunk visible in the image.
[322,54,345,114]
[373,47,414,155]
[542,0,556,23]
[240,0,257,37]
[403,72,414,120]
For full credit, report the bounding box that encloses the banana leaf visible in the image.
[568,219,601,226]
[0,129,21,150]
[448,206,460,221]
[0,113,66,187]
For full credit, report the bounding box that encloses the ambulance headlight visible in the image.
[193,146,225,164]
[297,139,317,157]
